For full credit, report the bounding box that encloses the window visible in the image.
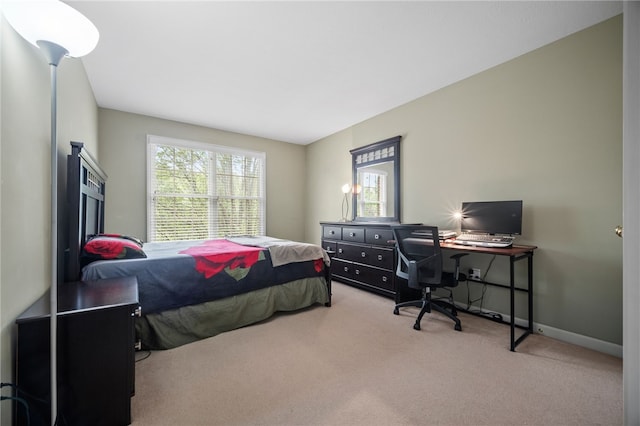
[147,135,265,242]
[357,169,388,217]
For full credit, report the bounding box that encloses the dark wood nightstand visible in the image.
[14,276,139,426]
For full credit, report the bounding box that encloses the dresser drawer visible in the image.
[368,246,394,270]
[323,226,342,240]
[321,240,337,255]
[365,228,395,246]
[342,226,365,243]
[336,242,367,263]
[332,260,394,292]
[331,258,355,281]
[355,265,394,292]
[331,259,394,291]
[336,243,394,271]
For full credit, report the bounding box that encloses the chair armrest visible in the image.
[448,253,469,280]
[399,253,438,287]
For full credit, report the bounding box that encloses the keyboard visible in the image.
[454,233,514,248]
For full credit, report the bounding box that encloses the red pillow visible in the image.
[81,234,147,267]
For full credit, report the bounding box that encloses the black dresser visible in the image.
[14,276,139,426]
[321,222,402,297]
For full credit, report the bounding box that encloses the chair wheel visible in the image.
[454,324,462,331]
[413,323,421,331]
[393,307,399,315]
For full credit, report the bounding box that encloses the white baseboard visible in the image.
[465,307,622,358]
[532,320,622,358]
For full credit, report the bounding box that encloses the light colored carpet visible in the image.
[131,282,622,426]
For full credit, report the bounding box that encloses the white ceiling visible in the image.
[67,1,622,145]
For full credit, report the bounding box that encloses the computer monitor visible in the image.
[460,200,523,235]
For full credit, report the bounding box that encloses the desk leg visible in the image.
[510,256,516,351]
[511,252,535,351]
[528,254,534,334]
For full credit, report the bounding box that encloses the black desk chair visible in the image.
[392,225,467,331]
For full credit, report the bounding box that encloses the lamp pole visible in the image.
[38,40,68,425]
[1,2,99,424]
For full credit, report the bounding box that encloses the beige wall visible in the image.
[98,109,308,242]
[0,16,99,424]
[306,16,623,346]
[0,11,623,423]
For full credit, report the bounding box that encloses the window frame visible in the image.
[146,134,266,242]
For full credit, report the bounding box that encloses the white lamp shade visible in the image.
[2,0,99,58]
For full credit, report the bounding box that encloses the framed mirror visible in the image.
[350,135,401,222]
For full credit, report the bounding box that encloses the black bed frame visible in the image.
[64,141,332,305]
[65,141,108,282]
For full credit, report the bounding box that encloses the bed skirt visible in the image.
[135,276,330,350]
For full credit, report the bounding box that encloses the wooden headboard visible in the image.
[65,141,108,281]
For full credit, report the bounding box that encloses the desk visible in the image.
[440,242,537,351]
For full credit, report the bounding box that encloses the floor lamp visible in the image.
[2,1,98,424]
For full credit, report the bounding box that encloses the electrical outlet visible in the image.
[470,268,481,280]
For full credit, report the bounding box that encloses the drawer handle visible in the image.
[361,252,366,258]
[374,234,380,239]
[378,255,383,261]
[349,232,355,237]
[382,276,388,282]
[355,269,360,275]
[338,248,343,254]
[330,230,335,235]
[343,266,349,272]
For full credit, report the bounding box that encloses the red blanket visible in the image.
[180,239,263,279]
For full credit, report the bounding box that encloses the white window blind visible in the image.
[147,135,266,242]
[358,169,387,217]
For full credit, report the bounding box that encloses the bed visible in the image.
[65,142,331,350]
